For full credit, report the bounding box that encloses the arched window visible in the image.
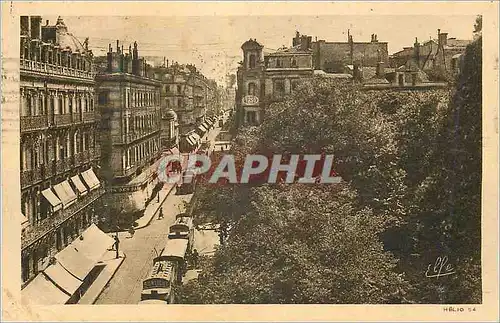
[248,82,256,96]
[249,54,256,69]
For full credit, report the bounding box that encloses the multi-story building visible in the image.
[310,31,389,73]
[20,16,104,288]
[154,62,195,136]
[153,62,219,152]
[236,36,314,126]
[389,29,471,76]
[95,41,162,215]
[150,61,180,152]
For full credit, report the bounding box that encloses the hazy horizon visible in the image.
[43,15,478,85]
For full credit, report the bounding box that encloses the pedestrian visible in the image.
[192,249,199,268]
[128,227,135,238]
[158,208,164,220]
[114,234,120,259]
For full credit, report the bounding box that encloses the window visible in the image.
[273,79,285,94]
[248,82,256,96]
[291,79,300,92]
[98,91,109,105]
[276,58,282,68]
[177,85,182,93]
[249,54,256,69]
[291,57,297,67]
[178,98,182,108]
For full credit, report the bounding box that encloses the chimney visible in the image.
[414,37,420,67]
[438,30,448,47]
[108,44,112,53]
[376,61,385,78]
[371,34,374,42]
[116,40,120,53]
[46,20,49,26]
[167,59,169,67]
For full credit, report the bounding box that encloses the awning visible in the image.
[53,181,77,209]
[55,245,95,281]
[71,175,88,196]
[81,168,100,191]
[70,224,114,263]
[55,224,112,280]
[190,132,201,143]
[200,123,209,132]
[21,272,70,305]
[41,188,62,212]
[21,213,29,227]
[197,125,207,134]
[185,136,196,146]
[44,261,82,295]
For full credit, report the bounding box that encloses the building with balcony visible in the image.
[95,41,163,215]
[20,16,103,289]
[153,62,218,152]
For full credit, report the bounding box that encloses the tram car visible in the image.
[168,215,194,250]
[140,260,176,303]
[154,238,189,284]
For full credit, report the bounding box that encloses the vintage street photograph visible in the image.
[2,2,499,322]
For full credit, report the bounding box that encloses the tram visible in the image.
[140,260,176,303]
[168,215,194,250]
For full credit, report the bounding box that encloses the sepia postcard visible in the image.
[1,1,499,322]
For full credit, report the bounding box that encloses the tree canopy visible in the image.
[185,37,482,304]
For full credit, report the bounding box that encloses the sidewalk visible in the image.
[134,182,176,229]
[77,250,126,305]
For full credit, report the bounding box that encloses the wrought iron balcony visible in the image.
[20,59,95,80]
[21,186,105,250]
[20,115,48,132]
[82,111,96,123]
[54,114,72,127]
[20,167,43,189]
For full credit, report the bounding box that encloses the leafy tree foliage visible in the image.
[185,38,482,304]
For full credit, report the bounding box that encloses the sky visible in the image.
[45,15,478,85]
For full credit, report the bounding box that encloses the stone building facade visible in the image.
[95,41,162,215]
[236,37,314,127]
[20,16,104,288]
[310,31,389,73]
[389,29,471,75]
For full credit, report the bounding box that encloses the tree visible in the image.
[184,183,410,304]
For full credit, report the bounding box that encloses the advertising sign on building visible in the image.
[242,95,259,105]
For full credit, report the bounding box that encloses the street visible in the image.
[95,126,222,304]
[95,191,193,304]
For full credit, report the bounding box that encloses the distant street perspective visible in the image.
[19,14,483,306]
